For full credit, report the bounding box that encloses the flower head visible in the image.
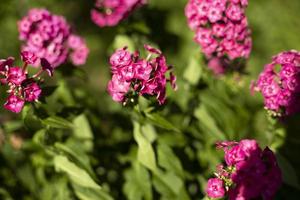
[0,52,51,113]
[4,94,25,113]
[206,178,225,199]
[185,0,252,74]
[18,8,89,68]
[7,67,27,85]
[107,45,176,105]
[91,0,146,27]
[21,51,38,65]
[23,82,42,102]
[207,139,282,200]
[254,50,300,116]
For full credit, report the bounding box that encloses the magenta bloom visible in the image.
[23,82,42,102]
[4,94,25,113]
[110,47,133,67]
[91,0,146,27]
[254,50,300,116]
[107,45,177,105]
[207,139,282,200]
[7,67,27,85]
[185,0,252,74]
[18,8,89,68]
[206,178,225,198]
[21,51,38,65]
[0,51,51,113]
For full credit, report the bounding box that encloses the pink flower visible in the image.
[208,6,223,23]
[206,178,225,199]
[110,47,132,67]
[0,53,52,113]
[133,60,152,80]
[107,75,130,102]
[209,139,282,199]
[4,94,25,113]
[90,0,146,27]
[21,51,38,65]
[7,67,27,85]
[185,0,251,75]
[18,8,89,68]
[23,82,42,102]
[254,50,300,116]
[0,57,14,72]
[208,58,225,75]
[107,45,176,105]
[69,46,89,66]
[226,4,244,21]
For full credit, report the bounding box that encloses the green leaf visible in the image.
[3,121,23,133]
[54,142,96,178]
[22,104,43,131]
[113,35,135,51]
[54,155,101,190]
[194,106,226,140]
[133,121,157,172]
[73,114,93,140]
[141,123,157,143]
[123,162,152,200]
[73,114,94,151]
[40,177,72,200]
[72,183,113,200]
[183,54,203,85]
[145,113,180,133]
[153,170,183,196]
[0,188,13,200]
[157,144,184,178]
[43,116,73,129]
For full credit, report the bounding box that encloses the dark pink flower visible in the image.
[206,178,225,199]
[209,139,282,199]
[40,58,54,77]
[23,82,42,102]
[21,51,38,65]
[7,67,26,85]
[0,57,14,72]
[0,52,50,113]
[133,60,152,80]
[90,0,146,27]
[107,74,130,102]
[18,8,89,68]
[4,94,25,113]
[254,50,300,116]
[185,0,251,75]
[110,47,132,67]
[107,45,176,105]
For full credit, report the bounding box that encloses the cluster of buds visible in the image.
[91,0,146,27]
[185,0,252,75]
[253,50,300,117]
[18,8,89,68]
[107,45,177,105]
[206,139,282,200]
[0,51,53,113]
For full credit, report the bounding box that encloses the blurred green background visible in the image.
[0,0,300,199]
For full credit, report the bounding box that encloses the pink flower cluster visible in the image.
[254,50,300,117]
[91,0,146,27]
[185,0,252,74]
[206,139,282,200]
[107,45,177,105]
[0,51,53,113]
[18,8,89,68]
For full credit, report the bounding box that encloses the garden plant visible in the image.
[1,0,300,199]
